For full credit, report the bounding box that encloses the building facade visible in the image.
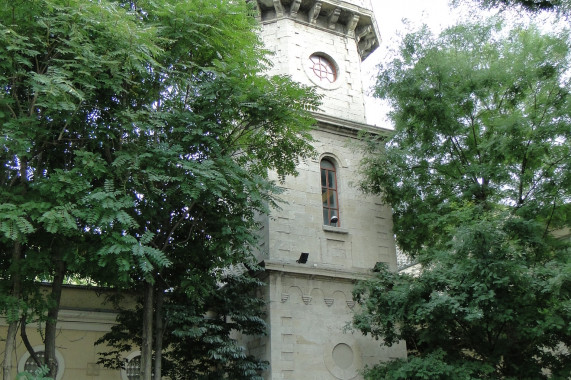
[0,286,136,380]
[245,1,406,379]
[0,1,405,379]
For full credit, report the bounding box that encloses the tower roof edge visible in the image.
[253,0,381,60]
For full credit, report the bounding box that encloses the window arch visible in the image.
[18,345,65,380]
[121,351,149,380]
[321,158,340,226]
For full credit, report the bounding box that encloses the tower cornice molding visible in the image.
[254,0,380,60]
[313,112,393,139]
[262,259,376,282]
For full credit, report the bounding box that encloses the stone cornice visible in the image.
[0,309,118,332]
[262,259,379,281]
[313,112,393,139]
[253,0,380,60]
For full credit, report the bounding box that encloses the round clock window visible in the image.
[309,54,337,83]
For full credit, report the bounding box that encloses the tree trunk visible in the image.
[21,315,42,367]
[44,247,66,378]
[141,281,154,380]
[2,322,18,380]
[2,242,22,380]
[153,287,165,380]
[4,163,28,380]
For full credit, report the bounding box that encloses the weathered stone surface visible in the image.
[244,2,407,379]
[255,0,380,60]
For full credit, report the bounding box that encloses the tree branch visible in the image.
[160,200,197,252]
[21,315,42,367]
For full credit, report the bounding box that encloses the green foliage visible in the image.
[16,366,52,380]
[1,0,319,377]
[166,269,269,380]
[97,269,268,380]
[454,0,571,13]
[355,20,571,379]
[363,349,492,380]
[363,21,570,257]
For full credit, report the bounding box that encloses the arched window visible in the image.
[321,159,340,226]
[125,354,141,380]
[121,351,153,380]
[25,351,57,374]
[18,346,65,380]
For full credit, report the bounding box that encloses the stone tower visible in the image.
[246,1,407,379]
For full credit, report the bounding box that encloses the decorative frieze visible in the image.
[346,14,360,37]
[273,0,284,17]
[328,8,341,29]
[277,279,359,310]
[358,36,377,60]
[355,25,372,42]
[308,1,322,24]
[290,0,301,16]
[254,0,380,61]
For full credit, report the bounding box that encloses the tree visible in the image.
[98,267,269,380]
[0,0,319,379]
[353,21,571,379]
[453,0,571,15]
[1,1,162,377]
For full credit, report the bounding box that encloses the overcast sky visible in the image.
[364,0,463,127]
[363,1,562,127]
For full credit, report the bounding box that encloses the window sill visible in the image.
[322,225,349,234]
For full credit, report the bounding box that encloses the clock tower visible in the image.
[246,1,407,378]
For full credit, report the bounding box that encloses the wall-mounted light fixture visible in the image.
[297,252,309,264]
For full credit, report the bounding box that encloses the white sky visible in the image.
[363,1,564,127]
[364,0,465,127]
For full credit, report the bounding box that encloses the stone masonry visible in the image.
[244,1,407,379]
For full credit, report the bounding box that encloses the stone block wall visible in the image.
[260,19,368,123]
[252,267,406,380]
[264,125,397,272]
[248,2,407,378]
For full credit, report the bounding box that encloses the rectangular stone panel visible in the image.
[327,238,347,258]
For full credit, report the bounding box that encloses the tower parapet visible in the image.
[255,0,380,60]
[253,0,381,123]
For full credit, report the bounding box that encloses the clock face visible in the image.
[309,54,337,83]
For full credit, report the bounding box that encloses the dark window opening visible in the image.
[321,159,340,226]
